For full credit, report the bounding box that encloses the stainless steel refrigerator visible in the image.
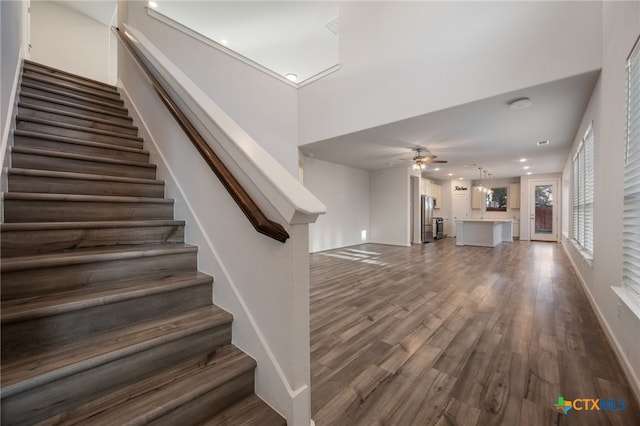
[421,195,434,243]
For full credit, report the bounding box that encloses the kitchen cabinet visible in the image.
[431,183,442,208]
[455,219,514,247]
[420,178,428,196]
[509,183,520,209]
[471,187,484,209]
[420,179,442,208]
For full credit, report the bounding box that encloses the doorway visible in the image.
[530,179,558,242]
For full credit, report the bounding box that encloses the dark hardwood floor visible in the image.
[309,239,640,425]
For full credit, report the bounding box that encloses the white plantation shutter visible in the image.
[573,149,580,241]
[624,37,640,297]
[584,125,594,254]
[572,123,594,256]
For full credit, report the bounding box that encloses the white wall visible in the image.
[562,1,640,398]
[125,2,299,176]
[304,158,369,252]
[1,0,27,218]
[370,167,411,246]
[298,1,602,145]
[116,8,326,421]
[117,32,315,424]
[30,1,113,84]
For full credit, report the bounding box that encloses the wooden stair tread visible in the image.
[15,129,145,153]
[17,117,143,142]
[38,345,255,426]
[201,394,286,426]
[3,192,172,204]
[1,219,185,257]
[0,243,195,273]
[11,146,156,169]
[7,168,163,186]
[1,219,183,232]
[1,271,213,324]
[23,60,119,93]
[0,305,233,397]
[20,92,131,121]
[22,74,123,103]
[21,82,127,112]
[18,101,138,132]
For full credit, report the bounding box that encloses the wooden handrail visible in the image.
[113,27,289,243]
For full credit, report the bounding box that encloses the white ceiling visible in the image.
[53,0,117,26]
[56,1,600,182]
[152,1,339,82]
[300,71,599,180]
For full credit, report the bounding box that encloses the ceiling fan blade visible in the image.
[430,160,448,164]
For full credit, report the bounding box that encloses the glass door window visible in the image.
[530,180,558,241]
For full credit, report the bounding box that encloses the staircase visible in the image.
[0,60,286,426]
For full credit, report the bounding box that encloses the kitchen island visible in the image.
[455,219,513,247]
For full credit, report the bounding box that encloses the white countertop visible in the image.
[455,218,513,223]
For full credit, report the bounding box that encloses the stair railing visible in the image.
[112,26,289,243]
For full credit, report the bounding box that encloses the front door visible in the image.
[530,179,558,241]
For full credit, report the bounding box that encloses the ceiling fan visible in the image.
[411,148,447,170]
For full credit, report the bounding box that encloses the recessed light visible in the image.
[519,158,527,162]
[526,172,532,175]
[148,1,158,8]
[523,166,530,170]
[220,39,228,46]
[537,140,550,146]
[434,168,440,171]
[459,177,464,180]
[285,73,298,82]
[507,97,532,110]
[448,173,453,176]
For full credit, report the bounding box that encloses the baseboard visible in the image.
[1,47,25,222]
[0,48,22,165]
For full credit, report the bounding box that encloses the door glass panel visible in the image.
[534,185,553,234]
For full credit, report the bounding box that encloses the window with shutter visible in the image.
[572,122,594,258]
[623,37,640,298]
